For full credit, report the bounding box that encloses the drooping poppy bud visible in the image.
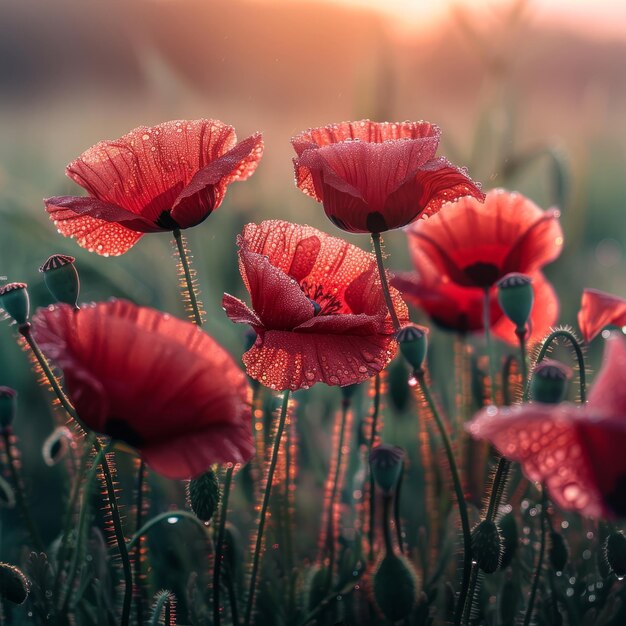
[549,531,569,572]
[39,254,80,307]
[369,444,404,495]
[605,531,626,578]
[0,563,29,604]
[370,553,419,622]
[471,519,503,574]
[497,273,534,332]
[529,359,572,404]
[0,387,17,431]
[187,469,220,522]
[0,283,29,325]
[397,324,428,372]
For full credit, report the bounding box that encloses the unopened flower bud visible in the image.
[369,444,404,495]
[39,254,80,307]
[0,387,17,430]
[497,273,533,331]
[370,553,419,622]
[471,519,502,574]
[530,360,572,404]
[397,324,428,371]
[187,469,220,522]
[0,563,29,604]
[0,283,29,325]
[605,531,626,578]
[549,531,569,572]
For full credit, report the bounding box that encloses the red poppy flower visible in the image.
[31,300,253,479]
[578,288,626,343]
[291,120,484,234]
[44,119,263,256]
[392,189,562,344]
[467,334,626,518]
[222,220,409,390]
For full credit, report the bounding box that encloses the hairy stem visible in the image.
[523,488,548,626]
[213,465,234,626]
[371,233,401,332]
[173,228,203,327]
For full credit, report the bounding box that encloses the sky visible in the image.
[264,0,626,39]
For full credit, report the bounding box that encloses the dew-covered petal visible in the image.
[586,334,626,419]
[243,329,396,390]
[222,293,263,328]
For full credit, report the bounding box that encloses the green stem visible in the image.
[126,511,211,551]
[368,374,382,562]
[20,326,132,626]
[1,429,44,552]
[173,228,203,327]
[516,328,529,393]
[60,443,107,615]
[533,329,586,403]
[149,591,174,626]
[523,487,548,626]
[213,465,234,626]
[501,354,518,406]
[482,289,497,404]
[415,371,471,626]
[371,233,401,332]
[382,494,394,554]
[224,564,240,626]
[53,433,97,606]
[134,460,147,626]
[393,466,404,554]
[325,399,350,590]
[244,390,291,626]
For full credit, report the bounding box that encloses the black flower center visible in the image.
[300,281,342,316]
[462,262,501,288]
[105,419,144,448]
[156,210,181,230]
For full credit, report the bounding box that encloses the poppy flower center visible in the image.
[105,418,144,448]
[300,281,342,316]
[156,210,181,230]
[462,262,501,288]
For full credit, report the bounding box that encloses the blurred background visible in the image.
[1,0,626,619]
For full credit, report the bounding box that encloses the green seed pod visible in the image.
[370,553,419,622]
[187,469,220,522]
[0,563,29,604]
[605,531,626,577]
[397,324,428,371]
[549,531,569,572]
[498,512,518,569]
[471,519,503,574]
[497,273,534,331]
[39,254,80,307]
[530,360,572,404]
[0,283,29,325]
[0,387,17,430]
[369,444,405,495]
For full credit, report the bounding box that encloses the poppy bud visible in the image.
[39,254,80,307]
[471,519,503,573]
[42,426,73,466]
[0,387,17,431]
[605,531,626,578]
[0,283,29,325]
[397,324,428,372]
[497,273,534,331]
[0,563,29,604]
[498,512,518,568]
[187,469,220,522]
[529,359,572,404]
[549,531,569,572]
[371,553,419,622]
[369,444,404,495]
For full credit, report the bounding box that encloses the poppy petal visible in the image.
[243,329,395,390]
[170,132,263,228]
[65,119,239,222]
[586,333,626,419]
[222,293,264,328]
[578,288,626,342]
[467,404,605,517]
[239,250,315,330]
[31,300,252,479]
[45,200,144,256]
